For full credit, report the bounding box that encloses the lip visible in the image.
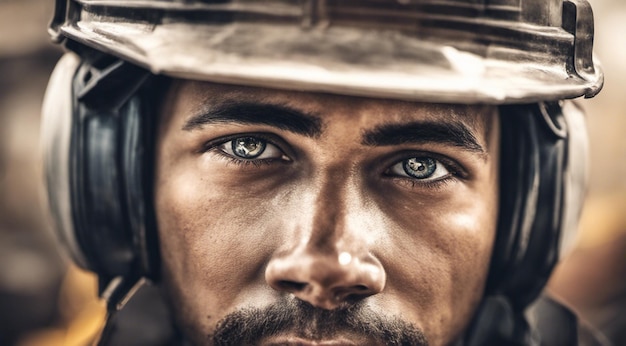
[261,336,361,346]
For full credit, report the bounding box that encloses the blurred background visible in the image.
[0,0,623,345]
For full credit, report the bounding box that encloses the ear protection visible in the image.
[42,53,587,317]
[489,102,570,308]
[42,52,159,306]
[464,102,588,345]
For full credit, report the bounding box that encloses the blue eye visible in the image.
[389,157,450,181]
[219,136,285,160]
[231,137,266,158]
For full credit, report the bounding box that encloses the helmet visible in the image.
[48,0,602,104]
[42,0,603,344]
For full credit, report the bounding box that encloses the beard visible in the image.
[208,298,428,346]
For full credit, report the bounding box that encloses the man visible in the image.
[42,0,603,345]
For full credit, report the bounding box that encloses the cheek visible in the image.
[154,163,282,335]
[378,183,498,343]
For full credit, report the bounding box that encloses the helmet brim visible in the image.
[58,3,603,104]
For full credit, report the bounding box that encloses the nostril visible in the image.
[277,280,306,292]
[334,284,371,298]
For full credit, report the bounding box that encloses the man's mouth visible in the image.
[210,298,429,346]
[260,335,363,346]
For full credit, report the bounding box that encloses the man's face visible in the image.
[154,81,500,346]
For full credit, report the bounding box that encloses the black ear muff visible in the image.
[489,102,569,307]
[44,52,159,307]
[465,103,571,344]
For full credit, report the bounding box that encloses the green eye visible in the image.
[232,137,266,158]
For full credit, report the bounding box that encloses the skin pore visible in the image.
[154,80,500,345]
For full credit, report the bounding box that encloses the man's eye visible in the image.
[218,136,284,160]
[389,157,450,181]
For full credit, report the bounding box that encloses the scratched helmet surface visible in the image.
[50,0,603,104]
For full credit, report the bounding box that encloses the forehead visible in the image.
[162,80,496,136]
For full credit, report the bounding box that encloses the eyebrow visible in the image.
[182,101,323,137]
[362,121,486,155]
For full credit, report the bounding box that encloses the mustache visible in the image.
[210,298,428,346]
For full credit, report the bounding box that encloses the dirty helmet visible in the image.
[48,0,603,104]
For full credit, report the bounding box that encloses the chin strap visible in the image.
[96,276,147,346]
[94,280,179,346]
[464,295,536,346]
[464,294,578,346]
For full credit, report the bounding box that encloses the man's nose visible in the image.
[265,248,386,310]
[265,173,386,310]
